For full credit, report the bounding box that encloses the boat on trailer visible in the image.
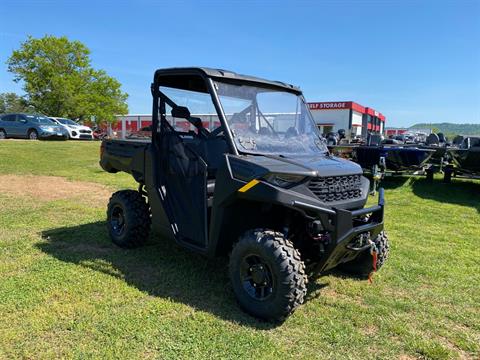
[354,146,435,172]
[328,142,436,193]
[328,144,435,172]
[444,136,480,181]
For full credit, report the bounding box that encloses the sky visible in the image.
[0,0,479,127]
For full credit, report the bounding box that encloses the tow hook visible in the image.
[368,238,378,284]
[308,220,325,239]
[345,232,371,251]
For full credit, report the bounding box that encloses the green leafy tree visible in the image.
[6,35,128,122]
[0,92,33,113]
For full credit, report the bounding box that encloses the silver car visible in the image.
[0,113,68,140]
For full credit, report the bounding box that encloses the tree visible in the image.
[6,35,128,122]
[0,92,33,114]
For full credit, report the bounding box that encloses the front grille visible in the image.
[80,129,91,134]
[308,175,362,202]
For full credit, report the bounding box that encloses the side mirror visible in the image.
[20,119,27,124]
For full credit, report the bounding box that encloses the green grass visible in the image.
[0,140,479,359]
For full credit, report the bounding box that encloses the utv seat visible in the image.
[184,135,227,207]
[259,127,271,135]
[186,136,229,178]
[285,127,298,139]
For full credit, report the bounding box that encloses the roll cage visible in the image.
[150,67,304,156]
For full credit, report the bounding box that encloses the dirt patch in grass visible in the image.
[0,174,111,206]
[398,355,420,360]
[361,324,378,336]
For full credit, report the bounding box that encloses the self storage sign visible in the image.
[309,102,349,110]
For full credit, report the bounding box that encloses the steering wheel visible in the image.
[210,126,224,138]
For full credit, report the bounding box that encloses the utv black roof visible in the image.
[154,67,302,94]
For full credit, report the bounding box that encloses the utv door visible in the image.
[157,128,208,248]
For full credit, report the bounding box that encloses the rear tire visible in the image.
[28,129,38,140]
[339,231,390,278]
[107,190,150,248]
[229,229,307,322]
[0,129,6,140]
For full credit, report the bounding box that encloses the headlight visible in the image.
[263,173,306,188]
[39,126,55,132]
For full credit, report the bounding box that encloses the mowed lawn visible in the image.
[0,140,479,359]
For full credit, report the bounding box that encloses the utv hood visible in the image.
[228,153,363,181]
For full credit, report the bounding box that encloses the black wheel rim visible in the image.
[110,205,125,236]
[240,254,274,301]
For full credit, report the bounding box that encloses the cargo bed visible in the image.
[100,139,150,182]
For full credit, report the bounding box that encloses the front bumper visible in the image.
[79,134,94,140]
[69,130,93,139]
[292,188,385,273]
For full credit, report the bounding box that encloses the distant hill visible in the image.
[409,123,480,136]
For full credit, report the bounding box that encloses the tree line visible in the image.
[1,35,128,123]
[410,123,480,137]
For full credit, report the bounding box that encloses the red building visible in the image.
[308,101,386,139]
[385,128,408,137]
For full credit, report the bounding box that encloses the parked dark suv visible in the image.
[0,113,68,140]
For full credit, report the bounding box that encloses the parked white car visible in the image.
[49,117,93,140]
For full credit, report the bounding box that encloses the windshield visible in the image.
[215,81,327,156]
[57,118,77,125]
[26,115,55,125]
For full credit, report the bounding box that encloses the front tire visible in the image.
[0,129,6,140]
[339,231,390,277]
[229,229,307,322]
[107,190,151,248]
